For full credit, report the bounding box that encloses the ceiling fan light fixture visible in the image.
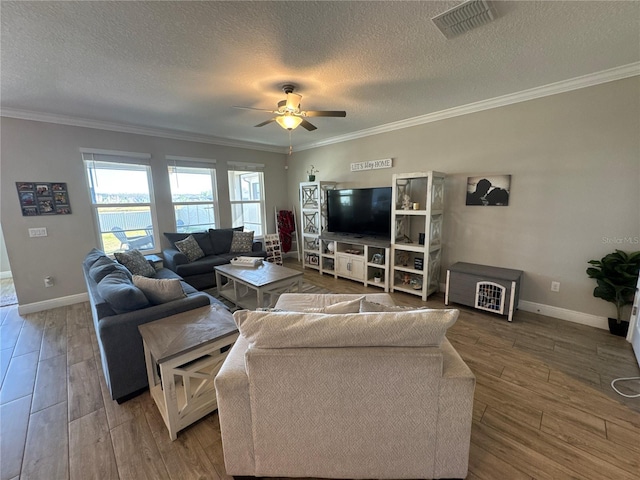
[276,113,303,130]
[285,93,302,111]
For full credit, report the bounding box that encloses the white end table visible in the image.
[138,304,238,440]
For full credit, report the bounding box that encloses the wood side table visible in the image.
[138,304,239,440]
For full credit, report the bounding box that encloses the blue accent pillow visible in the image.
[97,271,150,314]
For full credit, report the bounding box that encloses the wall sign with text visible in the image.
[350,158,393,172]
[16,182,72,216]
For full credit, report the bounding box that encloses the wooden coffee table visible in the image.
[214,262,303,309]
[138,304,239,440]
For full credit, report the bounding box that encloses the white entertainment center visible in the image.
[319,233,391,292]
[299,171,444,298]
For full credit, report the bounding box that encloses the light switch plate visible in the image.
[28,227,47,237]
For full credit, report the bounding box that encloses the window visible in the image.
[82,150,157,255]
[228,164,266,237]
[168,162,218,233]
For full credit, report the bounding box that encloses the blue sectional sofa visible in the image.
[163,227,266,290]
[82,248,228,402]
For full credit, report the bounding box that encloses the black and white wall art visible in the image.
[466,175,511,206]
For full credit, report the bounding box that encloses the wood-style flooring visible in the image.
[1,258,639,480]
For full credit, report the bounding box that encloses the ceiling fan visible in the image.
[234,84,346,131]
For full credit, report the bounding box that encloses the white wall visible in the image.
[0,119,288,307]
[287,77,640,322]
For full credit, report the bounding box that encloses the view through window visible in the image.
[83,153,157,255]
[228,169,266,237]
[168,165,218,233]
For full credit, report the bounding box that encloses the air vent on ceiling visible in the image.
[432,0,496,39]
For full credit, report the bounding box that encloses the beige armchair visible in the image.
[215,294,475,479]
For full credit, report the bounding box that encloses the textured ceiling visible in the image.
[2,1,639,152]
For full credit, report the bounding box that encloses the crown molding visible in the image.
[0,108,287,154]
[2,62,638,155]
[295,62,640,151]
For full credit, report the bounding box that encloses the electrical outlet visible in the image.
[551,281,560,292]
[29,227,47,238]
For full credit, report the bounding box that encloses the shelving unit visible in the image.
[299,181,336,270]
[391,172,445,301]
[319,233,391,291]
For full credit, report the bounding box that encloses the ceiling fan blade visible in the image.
[234,106,277,113]
[303,110,347,118]
[300,119,317,131]
[254,118,277,127]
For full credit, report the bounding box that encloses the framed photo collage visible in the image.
[16,182,72,216]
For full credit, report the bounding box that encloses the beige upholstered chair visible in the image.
[215,294,475,479]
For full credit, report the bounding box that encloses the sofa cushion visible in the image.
[359,299,429,313]
[114,250,156,277]
[209,226,243,255]
[89,259,132,284]
[97,271,150,314]
[174,254,231,277]
[230,231,254,253]
[175,235,205,262]
[303,297,364,314]
[132,275,186,305]
[234,309,459,349]
[83,247,108,269]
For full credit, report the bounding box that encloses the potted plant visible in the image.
[586,249,640,336]
[307,165,319,181]
[373,270,382,283]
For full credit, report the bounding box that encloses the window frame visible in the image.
[227,163,267,239]
[167,157,219,233]
[82,149,160,255]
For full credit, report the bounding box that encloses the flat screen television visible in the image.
[326,187,392,239]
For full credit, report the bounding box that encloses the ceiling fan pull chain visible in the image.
[288,130,293,155]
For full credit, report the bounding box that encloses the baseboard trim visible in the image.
[518,300,608,330]
[18,293,88,315]
[0,271,13,280]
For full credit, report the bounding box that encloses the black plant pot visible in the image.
[608,318,630,337]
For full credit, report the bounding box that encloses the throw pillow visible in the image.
[132,275,186,305]
[209,227,243,255]
[230,231,254,253]
[304,297,364,314]
[97,271,150,314]
[114,250,156,277]
[234,308,460,348]
[174,235,205,262]
[164,231,214,256]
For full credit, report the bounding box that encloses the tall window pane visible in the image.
[84,158,156,255]
[168,165,218,233]
[228,170,265,237]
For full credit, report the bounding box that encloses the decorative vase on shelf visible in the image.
[308,175,316,181]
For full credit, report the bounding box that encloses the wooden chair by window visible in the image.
[111,227,153,251]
